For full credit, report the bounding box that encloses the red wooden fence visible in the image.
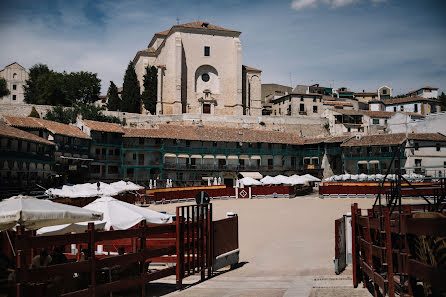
[11,203,226,297]
[351,202,446,296]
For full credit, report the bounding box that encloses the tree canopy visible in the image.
[121,61,141,113]
[141,66,157,114]
[0,77,10,97]
[107,81,121,111]
[44,104,121,125]
[439,92,446,111]
[24,64,101,106]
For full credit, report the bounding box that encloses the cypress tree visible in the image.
[107,81,121,111]
[121,61,141,113]
[141,66,157,115]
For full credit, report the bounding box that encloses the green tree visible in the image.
[24,64,51,104]
[28,106,40,118]
[36,71,68,106]
[0,78,10,97]
[121,61,141,113]
[107,81,121,111]
[44,104,121,124]
[437,92,446,111]
[64,71,101,104]
[141,66,157,114]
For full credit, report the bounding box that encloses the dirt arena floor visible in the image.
[138,192,395,296]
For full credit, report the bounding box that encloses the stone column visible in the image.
[156,67,163,115]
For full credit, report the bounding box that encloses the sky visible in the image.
[0,0,445,95]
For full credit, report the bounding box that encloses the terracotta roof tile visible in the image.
[382,96,439,105]
[361,111,395,118]
[4,116,90,139]
[407,133,446,142]
[341,133,407,147]
[0,122,55,146]
[354,92,378,96]
[123,125,305,145]
[82,119,124,134]
[323,101,353,106]
[303,136,351,145]
[243,65,262,72]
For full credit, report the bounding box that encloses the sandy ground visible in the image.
[139,193,421,296]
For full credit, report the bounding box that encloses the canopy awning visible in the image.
[227,155,238,160]
[216,155,226,159]
[357,160,368,164]
[240,172,263,179]
[177,154,189,158]
[190,154,202,159]
[239,155,250,159]
[251,155,261,160]
[369,160,380,164]
[164,153,176,158]
[203,155,214,159]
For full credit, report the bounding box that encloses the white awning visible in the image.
[251,156,261,160]
[358,160,368,164]
[239,155,249,159]
[227,155,238,160]
[240,172,263,179]
[177,154,189,158]
[190,154,202,159]
[203,155,214,159]
[216,155,226,159]
[369,160,379,164]
[164,153,176,158]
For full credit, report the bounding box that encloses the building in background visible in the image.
[133,21,262,116]
[408,86,439,99]
[369,96,441,115]
[378,85,392,100]
[271,93,323,117]
[4,116,92,184]
[0,122,54,197]
[0,62,29,104]
[261,83,293,115]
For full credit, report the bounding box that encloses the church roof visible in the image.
[243,65,262,72]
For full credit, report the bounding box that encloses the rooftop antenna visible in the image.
[176,16,180,25]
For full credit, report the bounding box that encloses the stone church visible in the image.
[133,21,262,116]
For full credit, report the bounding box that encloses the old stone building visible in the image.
[0,62,29,104]
[133,21,262,116]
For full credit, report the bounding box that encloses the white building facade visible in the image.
[133,21,262,116]
[0,62,29,104]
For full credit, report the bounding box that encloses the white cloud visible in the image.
[290,0,318,11]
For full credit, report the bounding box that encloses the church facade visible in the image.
[133,21,262,116]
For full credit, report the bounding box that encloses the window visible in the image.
[204,46,210,56]
[300,97,304,102]
[186,140,191,147]
[203,104,211,114]
[313,106,318,113]
[139,138,144,145]
[414,104,418,112]
[201,73,210,82]
[12,95,16,100]
[383,89,387,95]
[414,142,419,150]
[300,104,305,112]
[213,141,217,147]
[347,128,351,132]
[133,153,136,160]
[313,98,316,102]
[13,73,17,79]
[372,96,375,99]
[436,143,440,151]
[393,107,397,112]
[12,84,17,90]
[415,159,422,167]
[372,119,379,125]
[400,105,404,111]
[268,159,273,168]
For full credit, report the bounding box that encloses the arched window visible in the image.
[195,65,219,94]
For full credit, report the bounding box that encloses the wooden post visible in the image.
[15,226,24,297]
[88,222,96,297]
[383,208,395,297]
[139,220,147,297]
[207,203,213,278]
[200,205,205,281]
[176,207,183,289]
[351,203,358,288]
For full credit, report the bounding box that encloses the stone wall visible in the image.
[0,103,329,137]
[0,103,52,119]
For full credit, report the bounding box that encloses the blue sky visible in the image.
[1,0,445,95]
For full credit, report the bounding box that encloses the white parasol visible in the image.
[0,196,103,232]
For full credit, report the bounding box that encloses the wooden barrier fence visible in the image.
[12,203,225,297]
[351,202,446,297]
